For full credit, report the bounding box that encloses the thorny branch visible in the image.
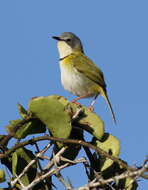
[0,109,147,190]
[0,114,34,148]
[10,145,87,190]
[9,145,148,190]
[1,134,148,180]
[77,160,148,190]
[10,143,52,187]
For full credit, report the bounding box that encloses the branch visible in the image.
[0,114,34,148]
[1,135,148,180]
[23,156,86,190]
[1,135,125,167]
[77,161,148,190]
[10,143,51,187]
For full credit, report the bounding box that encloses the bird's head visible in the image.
[52,32,84,59]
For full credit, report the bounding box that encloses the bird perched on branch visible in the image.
[52,32,116,123]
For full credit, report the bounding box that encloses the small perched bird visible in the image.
[52,32,116,123]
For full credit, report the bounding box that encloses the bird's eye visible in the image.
[66,38,71,42]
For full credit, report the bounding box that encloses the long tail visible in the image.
[100,88,116,124]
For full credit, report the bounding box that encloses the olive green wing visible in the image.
[73,54,106,89]
[72,54,116,123]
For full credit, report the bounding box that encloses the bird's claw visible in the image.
[88,106,94,112]
[71,101,81,105]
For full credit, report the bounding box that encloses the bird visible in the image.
[52,32,116,123]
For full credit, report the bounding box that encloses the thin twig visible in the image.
[1,135,148,180]
[60,156,87,164]
[55,172,73,190]
[0,115,34,147]
[44,147,67,170]
[23,163,69,190]
[34,142,43,172]
[77,162,148,190]
[11,143,51,187]
[23,157,86,190]
[72,108,83,120]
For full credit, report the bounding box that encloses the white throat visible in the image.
[57,41,73,59]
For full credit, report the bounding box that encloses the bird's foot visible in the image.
[71,100,81,105]
[87,106,94,112]
[71,97,82,105]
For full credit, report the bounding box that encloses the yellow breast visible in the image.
[59,53,100,97]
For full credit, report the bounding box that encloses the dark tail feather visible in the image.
[101,88,116,124]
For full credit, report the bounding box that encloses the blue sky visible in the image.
[0,1,147,189]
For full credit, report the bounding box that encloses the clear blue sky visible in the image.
[0,1,147,189]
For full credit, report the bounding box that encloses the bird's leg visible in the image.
[71,96,82,104]
[88,94,99,111]
[71,94,93,105]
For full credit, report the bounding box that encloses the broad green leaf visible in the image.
[76,106,104,140]
[49,95,70,107]
[28,96,72,139]
[55,127,83,161]
[53,95,104,139]
[95,133,120,171]
[12,148,37,187]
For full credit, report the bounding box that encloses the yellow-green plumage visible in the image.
[60,52,101,97]
[53,32,116,123]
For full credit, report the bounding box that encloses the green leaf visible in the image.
[12,152,18,176]
[55,127,83,162]
[6,119,22,135]
[54,95,105,139]
[28,96,72,139]
[76,106,104,140]
[0,170,5,183]
[18,103,28,118]
[115,176,138,190]
[95,133,120,171]
[49,95,70,107]
[124,178,138,190]
[12,148,37,187]
[6,119,46,139]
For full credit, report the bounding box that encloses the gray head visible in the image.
[52,32,84,59]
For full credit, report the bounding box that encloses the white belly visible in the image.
[60,63,97,97]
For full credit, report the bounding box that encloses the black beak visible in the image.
[52,36,62,41]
